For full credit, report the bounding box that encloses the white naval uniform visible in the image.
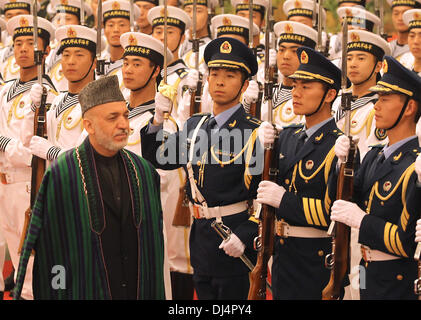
[0,77,57,300]
[333,92,388,300]
[101,50,130,100]
[180,35,211,77]
[398,51,415,71]
[271,85,304,128]
[0,46,20,82]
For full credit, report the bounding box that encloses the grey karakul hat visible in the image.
[79,75,125,115]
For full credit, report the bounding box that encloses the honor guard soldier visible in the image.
[283,0,326,29]
[270,21,317,128]
[334,30,391,159]
[0,14,57,300]
[23,25,102,164]
[257,47,345,299]
[141,37,263,299]
[46,0,93,93]
[387,0,421,61]
[332,56,421,300]
[400,8,421,73]
[101,0,140,92]
[0,0,34,82]
[330,6,381,64]
[148,5,192,123]
[134,0,158,35]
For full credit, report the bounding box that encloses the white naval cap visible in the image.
[274,20,318,49]
[7,14,55,42]
[0,0,33,13]
[102,0,141,23]
[386,0,421,8]
[147,5,192,31]
[0,17,6,32]
[50,0,93,18]
[337,6,380,32]
[120,31,173,67]
[283,0,326,21]
[231,0,269,17]
[210,14,259,42]
[403,8,421,29]
[55,24,106,55]
[347,29,391,60]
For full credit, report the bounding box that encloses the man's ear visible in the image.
[82,116,94,135]
[241,78,249,95]
[325,88,337,104]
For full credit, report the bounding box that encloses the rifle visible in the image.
[19,0,49,254]
[248,1,277,300]
[322,20,356,300]
[96,0,108,77]
[414,243,421,300]
[374,0,388,40]
[172,0,202,227]
[247,0,263,119]
[80,0,85,26]
[211,221,255,271]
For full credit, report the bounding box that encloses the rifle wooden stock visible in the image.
[172,180,191,227]
[322,142,356,300]
[248,147,276,300]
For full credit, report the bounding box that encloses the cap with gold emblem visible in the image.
[370,56,421,103]
[0,0,32,13]
[403,8,421,30]
[204,36,258,77]
[7,14,55,43]
[337,6,381,32]
[120,32,173,68]
[102,0,141,24]
[347,29,391,60]
[386,0,421,8]
[147,5,192,32]
[274,21,318,49]
[55,24,105,55]
[289,47,345,92]
[210,14,259,43]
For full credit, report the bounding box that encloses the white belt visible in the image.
[361,245,401,262]
[0,167,31,184]
[276,220,329,238]
[189,201,248,220]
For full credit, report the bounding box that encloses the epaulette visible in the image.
[332,128,343,136]
[368,143,386,150]
[245,115,262,126]
[175,68,188,79]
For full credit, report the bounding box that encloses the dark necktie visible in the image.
[367,151,385,182]
[295,130,307,153]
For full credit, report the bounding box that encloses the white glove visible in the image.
[154,91,172,125]
[242,80,260,106]
[334,135,350,164]
[258,121,277,146]
[219,232,245,258]
[415,154,421,183]
[268,48,277,68]
[330,199,366,229]
[30,83,44,108]
[177,90,191,124]
[415,219,421,242]
[30,136,62,161]
[256,180,286,209]
[186,69,199,90]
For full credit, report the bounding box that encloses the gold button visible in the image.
[364,201,368,206]
[396,274,403,281]
[279,239,284,245]
[318,250,324,257]
[285,179,290,185]
[380,201,384,206]
[305,180,308,184]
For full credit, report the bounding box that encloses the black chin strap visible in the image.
[70,57,96,83]
[304,88,329,117]
[385,96,410,131]
[353,60,378,86]
[131,65,158,92]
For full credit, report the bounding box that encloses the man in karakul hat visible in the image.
[14,75,166,300]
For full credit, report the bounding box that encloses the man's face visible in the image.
[152,25,184,53]
[236,10,264,29]
[408,28,421,59]
[13,36,47,68]
[374,92,407,129]
[61,47,95,82]
[392,6,412,33]
[277,42,301,77]
[135,1,155,29]
[5,9,30,21]
[85,101,130,155]
[292,79,328,115]
[54,13,80,27]
[346,51,379,84]
[289,15,313,28]
[184,4,208,33]
[122,55,158,90]
[207,67,247,106]
[104,18,131,47]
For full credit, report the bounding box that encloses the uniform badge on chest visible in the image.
[305,160,314,170]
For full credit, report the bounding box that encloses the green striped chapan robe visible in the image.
[14,138,165,300]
